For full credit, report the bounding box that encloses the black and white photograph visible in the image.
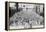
[5,2,44,30]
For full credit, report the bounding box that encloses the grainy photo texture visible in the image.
[5,2,44,30]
